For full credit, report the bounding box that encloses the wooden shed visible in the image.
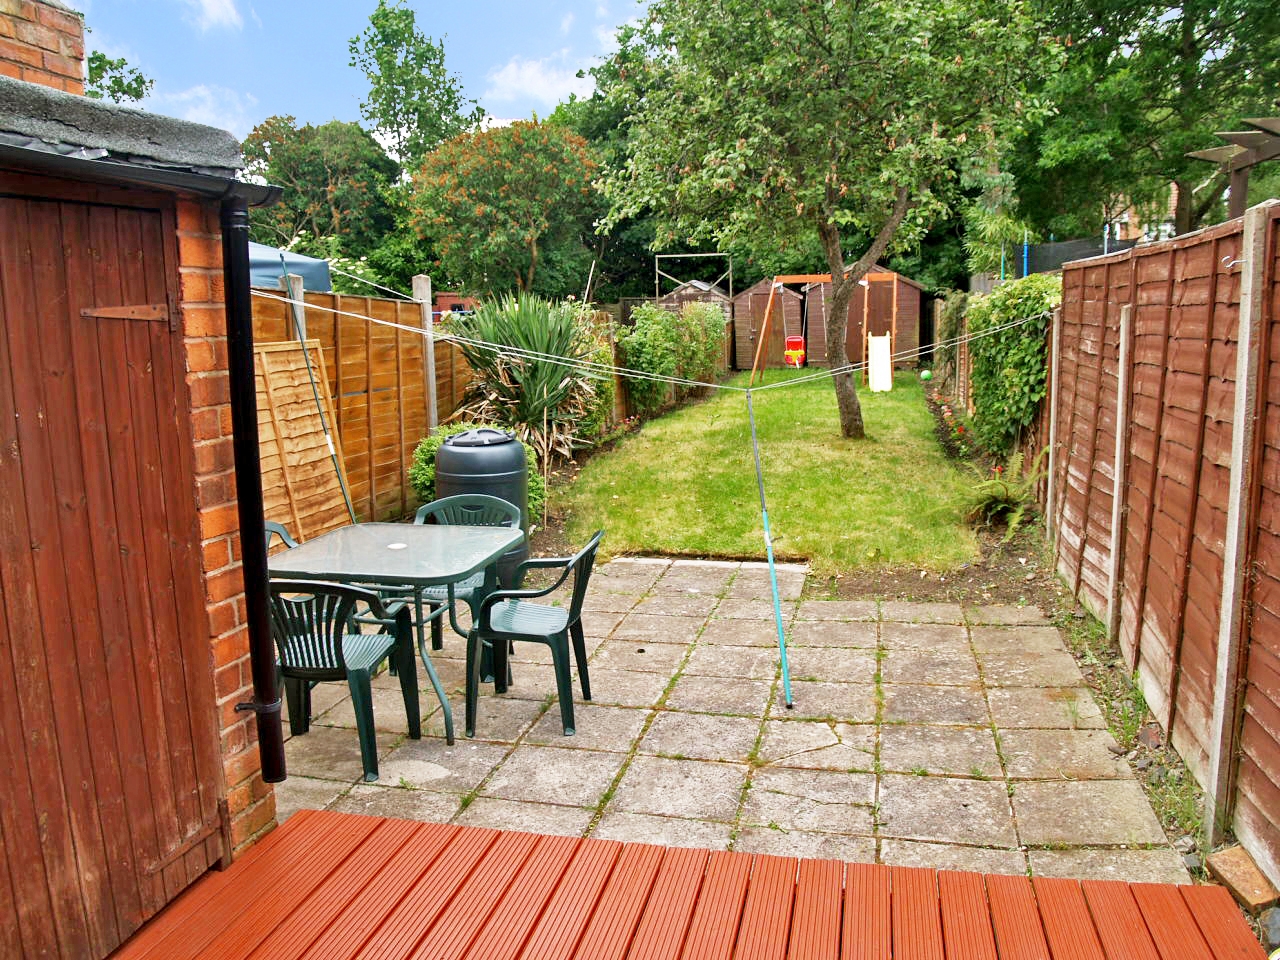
[656,279,732,320]
[803,267,926,370]
[0,7,285,956]
[731,278,805,370]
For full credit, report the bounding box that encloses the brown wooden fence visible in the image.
[1040,200,1280,887]
[252,287,471,521]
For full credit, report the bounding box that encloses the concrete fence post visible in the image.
[280,273,305,342]
[1045,307,1062,548]
[412,274,438,430]
[1106,304,1133,640]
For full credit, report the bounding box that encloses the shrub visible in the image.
[678,301,727,389]
[967,273,1060,456]
[408,421,547,525]
[619,303,679,416]
[963,448,1047,541]
[933,290,968,390]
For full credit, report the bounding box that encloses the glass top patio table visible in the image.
[266,522,525,587]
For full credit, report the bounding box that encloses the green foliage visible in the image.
[934,291,969,378]
[85,50,153,102]
[411,121,599,297]
[349,0,483,168]
[408,421,546,525]
[619,304,679,417]
[677,302,727,389]
[967,274,1061,455]
[445,294,604,463]
[963,448,1047,540]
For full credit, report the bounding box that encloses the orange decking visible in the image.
[112,810,1265,960]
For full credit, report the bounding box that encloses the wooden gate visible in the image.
[0,183,226,958]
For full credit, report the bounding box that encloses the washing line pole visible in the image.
[746,389,794,709]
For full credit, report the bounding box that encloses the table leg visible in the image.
[416,605,454,745]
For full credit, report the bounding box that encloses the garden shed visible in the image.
[731,277,805,369]
[804,267,926,370]
[0,6,284,956]
[656,278,732,319]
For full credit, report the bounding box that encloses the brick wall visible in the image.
[0,0,85,93]
[177,197,275,855]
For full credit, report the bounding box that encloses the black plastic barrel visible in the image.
[435,428,529,587]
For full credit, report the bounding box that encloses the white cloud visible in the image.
[182,0,243,31]
[482,51,594,109]
[144,84,259,139]
[560,12,575,34]
[596,1,609,17]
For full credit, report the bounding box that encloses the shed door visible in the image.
[0,188,225,959]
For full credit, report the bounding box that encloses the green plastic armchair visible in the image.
[465,530,605,738]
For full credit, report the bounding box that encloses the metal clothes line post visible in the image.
[746,389,794,708]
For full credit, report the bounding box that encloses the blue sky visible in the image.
[70,0,642,140]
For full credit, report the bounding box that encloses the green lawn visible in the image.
[560,369,978,575]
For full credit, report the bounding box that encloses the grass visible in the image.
[562,370,977,576]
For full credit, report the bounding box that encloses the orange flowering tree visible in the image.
[410,121,599,297]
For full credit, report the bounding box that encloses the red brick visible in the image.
[199,501,239,540]
[14,19,56,51]
[183,304,226,338]
[0,0,38,22]
[0,35,41,65]
[197,472,230,508]
[184,338,222,375]
[206,565,246,604]
[211,629,247,668]
[215,662,244,700]
[202,535,232,571]
[41,48,78,78]
[194,437,234,475]
[218,404,233,436]
[178,232,222,270]
[230,793,276,848]
[222,746,262,790]
[180,270,212,304]
[221,718,250,757]
[36,4,83,37]
[57,31,80,59]
[177,201,206,233]
[0,59,21,79]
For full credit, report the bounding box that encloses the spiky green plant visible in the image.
[963,447,1047,541]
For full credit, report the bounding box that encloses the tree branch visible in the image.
[833,184,915,299]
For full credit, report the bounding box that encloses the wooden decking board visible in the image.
[572,842,666,960]
[842,862,891,960]
[408,830,541,960]
[354,825,500,960]
[787,858,843,960]
[679,850,753,960]
[889,866,944,960]
[518,839,623,960]
[110,813,1266,960]
[1031,877,1107,960]
[936,872,997,960]
[463,834,581,960]
[628,845,711,960]
[263,820,456,960]
[1128,883,1216,960]
[1079,880,1162,960]
[984,873,1051,960]
[732,854,798,960]
[1180,885,1268,959]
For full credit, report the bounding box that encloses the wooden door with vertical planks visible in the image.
[0,178,226,959]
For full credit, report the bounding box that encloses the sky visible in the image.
[69,0,643,141]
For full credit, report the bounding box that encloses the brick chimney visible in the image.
[0,0,85,94]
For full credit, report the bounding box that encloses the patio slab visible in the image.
[272,559,1182,888]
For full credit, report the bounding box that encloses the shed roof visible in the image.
[662,279,730,299]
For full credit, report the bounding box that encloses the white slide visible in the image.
[868,333,893,392]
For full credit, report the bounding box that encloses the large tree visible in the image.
[409,121,599,297]
[349,0,483,168]
[603,0,1054,438]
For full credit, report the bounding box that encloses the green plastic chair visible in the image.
[264,520,299,551]
[465,530,605,738]
[268,580,429,781]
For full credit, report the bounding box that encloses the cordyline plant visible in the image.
[601,0,1058,438]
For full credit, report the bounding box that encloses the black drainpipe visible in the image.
[221,194,286,783]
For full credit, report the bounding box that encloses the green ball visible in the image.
[920,369,933,381]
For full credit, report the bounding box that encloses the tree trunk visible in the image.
[1174,178,1194,236]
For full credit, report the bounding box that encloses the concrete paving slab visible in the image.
[314,684,432,734]
[970,625,1068,654]
[881,649,981,686]
[795,600,880,622]
[304,680,357,717]
[788,620,879,648]
[979,649,1087,687]
[716,598,798,620]
[1028,848,1192,884]
[964,604,1050,626]
[282,725,400,784]
[482,744,627,807]
[699,618,787,647]
[773,680,877,723]
[651,563,738,595]
[881,601,965,624]
[879,725,1002,778]
[466,694,549,742]
[329,784,461,821]
[881,683,989,725]
[880,622,971,653]
[666,675,774,716]
[590,639,689,675]
[454,797,595,836]
[740,767,876,835]
[579,667,672,708]
[580,611,627,638]
[1013,780,1167,846]
[581,592,642,614]
[879,775,1018,847]
[1000,728,1131,780]
[591,811,734,848]
[613,613,707,644]
[609,755,747,821]
[683,644,780,680]
[631,594,721,619]
[639,712,761,763]
[377,738,510,793]
[987,687,1105,729]
[274,775,349,822]
[524,703,651,753]
[757,720,876,771]
[786,647,877,685]
[728,566,807,601]
[733,828,876,861]
[880,840,1029,876]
